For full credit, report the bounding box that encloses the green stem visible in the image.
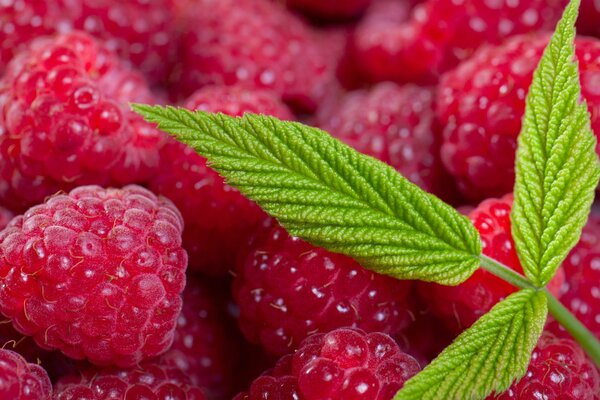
[479,255,535,290]
[544,291,600,367]
[479,254,600,368]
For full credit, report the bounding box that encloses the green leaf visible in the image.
[512,0,600,287]
[133,104,481,285]
[394,289,548,400]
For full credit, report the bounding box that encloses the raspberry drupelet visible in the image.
[490,332,600,399]
[421,194,564,334]
[0,31,165,212]
[172,0,335,112]
[0,348,52,399]
[438,34,600,201]
[149,85,292,275]
[233,218,414,356]
[353,0,565,84]
[0,185,187,367]
[0,0,176,83]
[234,328,421,400]
[53,362,207,400]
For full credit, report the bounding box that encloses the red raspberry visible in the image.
[438,34,600,201]
[149,86,292,275]
[550,212,600,340]
[160,276,239,399]
[0,31,165,212]
[283,0,372,20]
[492,332,600,399]
[317,83,457,201]
[353,0,565,84]
[234,328,421,400]
[0,0,176,84]
[172,0,335,112]
[182,85,295,121]
[0,318,81,382]
[0,185,187,367]
[0,348,51,399]
[421,195,564,333]
[54,363,207,400]
[233,218,414,356]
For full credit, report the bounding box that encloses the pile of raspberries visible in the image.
[0,0,599,399]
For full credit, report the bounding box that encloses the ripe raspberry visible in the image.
[183,85,295,121]
[0,31,165,211]
[54,363,207,400]
[149,85,292,275]
[549,212,600,340]
[353,0,565,84]
[317,83,457,201]
[172,0,335,112]
[160,276,239,399]
[0,348,51,399]
[0,0,176,83]
[421,194,564,333]
[0,317,81,382]
[438,34,600,201]
[233,218,414,356]
[234,328,421,400]
[492,332,600,399]
[0,185,187,367]
[283,0,372,20]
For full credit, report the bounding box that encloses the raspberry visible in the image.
[0,31,166,212]
[492,332,600,399]
[0,185,187,367]
[550,212,600,340]
[0,0,176,84]
[0,318,81,382]
[438,34,600,201]
[0,348,51,399]
[149,85,292,275]
[283,0,372,20]
[172,0,335,112]
[233,218,414,356]
[54,362,207,400]
[317,83,457,201]
[183,85,295,121]
[353,0,565,84]
[421,194,564,333]
[234,328,421,400]
[160,276,239,399]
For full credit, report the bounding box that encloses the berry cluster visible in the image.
[0,0,598,399]
[234,328,421,400]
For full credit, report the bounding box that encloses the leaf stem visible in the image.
[479,254,600,368]
[479,254,535,290]
[544,290,600,367]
